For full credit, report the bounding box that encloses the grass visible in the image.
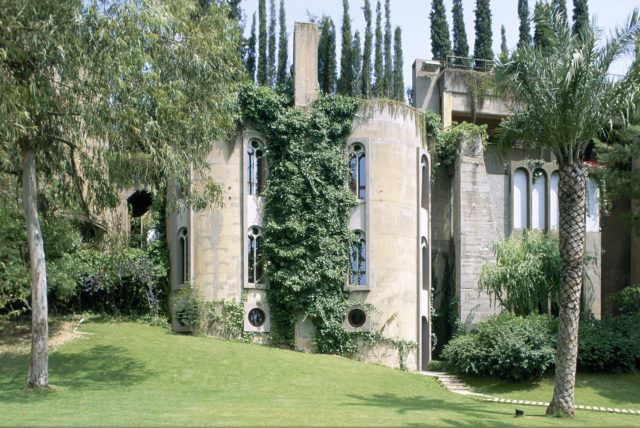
[1,320,639,426]
[463,373,640,410]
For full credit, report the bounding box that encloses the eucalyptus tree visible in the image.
[0,0,242,388]
[495,10,640,417]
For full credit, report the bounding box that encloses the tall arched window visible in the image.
[531,170,547,230]
[513,168,529,229]
[350,230,366,285]
[248,226,263,284]
[421,238,429,291]
[247,139,266,196]
[550,172,559,230]
[349,144,366,200]
[178,227,189,286]
[421,156,429,210]
[586,177,600,232]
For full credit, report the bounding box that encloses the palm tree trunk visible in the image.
[22,144,49,389]
[546,162,585,418]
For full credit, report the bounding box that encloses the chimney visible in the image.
[293,22,320,108]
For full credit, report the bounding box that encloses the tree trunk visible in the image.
[22,144,49,389]
[546,163,585,418]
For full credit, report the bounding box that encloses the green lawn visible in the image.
[1,321,639,426]
[463,373,640,410]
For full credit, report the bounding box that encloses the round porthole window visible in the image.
[248,308,266,327]
[348,308,367,328]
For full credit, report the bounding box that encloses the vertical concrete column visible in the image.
[442,92,453,128]
[454,134,499,325]
[293,22,320,108]
[631,157,640,285]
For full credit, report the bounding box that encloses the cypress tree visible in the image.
[534,1,553,52]
[393,26,404,102]
[338,0,354,95]
[374,0,384,97]
[225,0,243,22]
[473,0,494,63]
[517,0,531,49]
[268,0,277,86]
[246,12,257,83]
[352,31,362,96]
[276,0,288,87]
[572,0,590,40]
[257,0,268,85]
[552,0,568,26]
[362,0,373,98]
[452,0,469,59]
[383,0,392,97]
[430,0,451,62]
[318,16,337,94]
[500,25,509,62]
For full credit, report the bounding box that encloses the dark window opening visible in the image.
[248,140,266,196]
[178,227,189,286]
[248,226,263,284]
[349,231,366,285]
[348,308,367,328]
[248,308,266,327]
[349,144,366,200]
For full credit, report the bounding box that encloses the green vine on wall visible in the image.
[239,84,361,355]
[459,70,493,124]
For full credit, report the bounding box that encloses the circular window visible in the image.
[248,308,266,327]
[348,308,367,328]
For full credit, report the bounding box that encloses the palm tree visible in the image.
[495,11,640,418]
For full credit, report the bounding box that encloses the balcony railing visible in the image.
[444,55,494,72]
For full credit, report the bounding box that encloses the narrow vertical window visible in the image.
[178,227,189,286]
[421,156,429,210]
[421,238,429,291]
[349,144,366,200]
[586,177,600,232]
[350,230,366,285]
[531,170,547,230]
[248,140,265,196]
[550,172,560,230]
[513,168,529,229]
[248,226,263,284]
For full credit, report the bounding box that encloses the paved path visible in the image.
[420,371,640,415]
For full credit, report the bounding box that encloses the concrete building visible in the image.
[160,22,627,372]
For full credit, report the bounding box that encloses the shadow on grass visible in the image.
[0,345,152,403]
[346,392,535,424]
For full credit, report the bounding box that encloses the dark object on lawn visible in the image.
[515,409,524,417]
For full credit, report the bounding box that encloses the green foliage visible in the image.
[430,0,452,61]
[572,0,590,40]
[246,13,257,83]
[337,0,354,96]
[257,0,268,85]
[500,25,509,62]
[318,16,337,94]
[239,84,360,355]
[392,27,404,102]
[615,286,640,315]
[517,0,531,49]
[443,313,557,381]
[473,0,494,61]
[383,0,392,97]
[452,0,469,58]
[351,31,363,96]
[425,113,488,173]
[578,313,640,372]
[373,0,384,97]
[276,0,289,87]
[267,0,277,86]
[362,0,373,98]
[533,1,553,52]
[479,231,561,316]
[460,70,493,123]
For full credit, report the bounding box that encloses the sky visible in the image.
[241,0,640,91]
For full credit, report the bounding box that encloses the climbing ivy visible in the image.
[239,84,360,355]
[424,110,488,174]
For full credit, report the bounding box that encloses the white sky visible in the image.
[242,0,640,91]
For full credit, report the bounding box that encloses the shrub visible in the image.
[614,286,640,315]
[442,313,556,381]
[578,313,640,372]
[479,231,560,315]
